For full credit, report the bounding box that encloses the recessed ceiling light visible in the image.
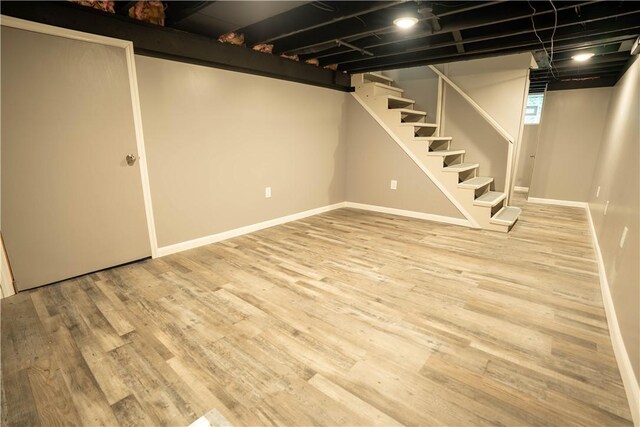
[572,52,595,62]
[394,17,419,29]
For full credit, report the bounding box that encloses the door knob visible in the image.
[126,154,137,166]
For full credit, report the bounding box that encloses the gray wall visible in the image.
[442,54,532,192]
[385,66,439,121]
[514,124,539,189]
[529,87,612,201]
[135,56,349,247]
[588,57,639,384]
[344,97,464,219]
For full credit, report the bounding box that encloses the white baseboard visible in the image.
[158,201,471,257]
[585,206,640,426]
[514,195,639,423]
[513,186,529,193]
[344,202,471,227]
[527,196,588,208]
[157,202,348,257]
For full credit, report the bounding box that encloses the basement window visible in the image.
[524,94,544,125]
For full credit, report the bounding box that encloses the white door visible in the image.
[1,25,152,291]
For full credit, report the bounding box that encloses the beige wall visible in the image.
[588,57,639,385]
[385,66,439,120]
[344,97,464,219]
[135,56,349,247]
[529,87,612,201]
[514,124,540,189]
[442,53,533,138]
[441,54,532,192]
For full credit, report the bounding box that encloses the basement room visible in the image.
[0,1,638,426]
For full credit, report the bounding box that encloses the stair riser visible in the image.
[371,96,415,112]
[373,85,403,97]
[356,84,403,98]
[415,126,437,137]
[395,112,426,124]
[352,73,394,86]
[402,115,427,123]
[429,140,452,151]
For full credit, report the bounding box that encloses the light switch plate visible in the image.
[390,180,398,190]
[265,187,272,198]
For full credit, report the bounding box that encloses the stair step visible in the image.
[369,82,403,93]
[414,136,452,141]
[426,149,465,157]
[365,72,394,84]
[400,122,437,128]
[474,191,506,207]
[490,206,522,226]
[442,163,479,173]
[458,177,493,189]
[396,108,427,117]
[386,95,415,108]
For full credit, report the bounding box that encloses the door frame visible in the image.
[1,15,159,258]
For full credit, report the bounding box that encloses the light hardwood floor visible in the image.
[1,195,633,426]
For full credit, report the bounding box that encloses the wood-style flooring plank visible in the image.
[1,194,633,426]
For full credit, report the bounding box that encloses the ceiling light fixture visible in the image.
[394,17,419,29]
[572,52,595,62]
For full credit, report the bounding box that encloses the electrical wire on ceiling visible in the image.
[528,0,558,79]
[432,2,468,8]
[354,15,367,27]
[311,2,335,12]
[549,1,557,72]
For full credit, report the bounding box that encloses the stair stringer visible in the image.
[351,92,480,229]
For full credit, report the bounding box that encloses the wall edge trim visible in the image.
[344,202,471,227]
[157,202,348,257]
[585,205,640,426]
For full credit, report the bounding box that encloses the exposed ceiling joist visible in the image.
[2,0,638,92]
[0,1,352,91]
[306,1,596,64]
[164,1,211,26]
[239,1,401,46]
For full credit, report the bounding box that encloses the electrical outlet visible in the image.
[265,187,272,198]
[596,186,601,198]
[390,180,398,190]
[604,200,610,216]
[619,226,629,248]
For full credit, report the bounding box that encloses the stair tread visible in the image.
[386,95,415,103]
[365,72,394,83]
[395,108,427,116]
[474,191,506,207]
[458,177,493,189]
[426,149,465,156]
[443,163,479,172]
[400,122,438,127]
[414,136,453,141]
[490,206,522,226]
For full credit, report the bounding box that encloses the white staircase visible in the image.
[352,72,521,232]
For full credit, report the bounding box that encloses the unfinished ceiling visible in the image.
[2,1,639,92]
